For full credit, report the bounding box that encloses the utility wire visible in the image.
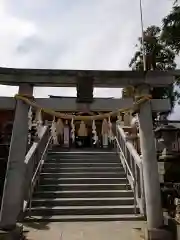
[139,0,146,71]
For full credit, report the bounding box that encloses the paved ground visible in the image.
[24,221,146,240]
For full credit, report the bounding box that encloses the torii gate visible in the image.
[0,67,177,238]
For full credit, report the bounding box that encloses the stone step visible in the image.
[27,205,138,216]
[44,162,121,168]
[48,151,116,156]
[34,190,133,198]
[46,158,120,163]
[38,183,131,191]
[25,214,143,222]
[29,150,139,222]
[47,152,117,156]
[31,197,134,207]
[40,177,127,184]
[47,152,118,159]
[42,167,124,173]
[40,172,126,178]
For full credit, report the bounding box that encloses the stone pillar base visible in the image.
[0,223,23,240]
[144,228,173,240]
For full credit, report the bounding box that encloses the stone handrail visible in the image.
[115,123,145,215]
[23,125,52,213]
[117,125,141,166]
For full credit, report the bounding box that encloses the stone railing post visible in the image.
[0,84,33,230]
[123,111,131,126]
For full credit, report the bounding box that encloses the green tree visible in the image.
[161,2,180,54]
[129,25,176,71]
[122,86,135,98]
[128,25,177,108]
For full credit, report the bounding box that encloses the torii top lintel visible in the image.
[0,67,177,87]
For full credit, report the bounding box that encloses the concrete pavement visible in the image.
[24,221,146,240]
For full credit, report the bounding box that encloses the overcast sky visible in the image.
[0,0,179,118]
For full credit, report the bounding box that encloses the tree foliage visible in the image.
[122,86,135,98]
[129,25,176,71]
[127,25,177,108]
[161,1,180,54]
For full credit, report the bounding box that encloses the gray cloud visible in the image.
[16,35,42,54]
[1,0,172,69]
[1,0,179,119]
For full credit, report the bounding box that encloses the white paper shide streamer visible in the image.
[51,118,58,145]
[71,117,75,143]
[108,117,113,142]
[28,106,33,144]
[92,120,98,144]
[36,109,43,137]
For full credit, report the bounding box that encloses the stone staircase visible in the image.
[26,150,143,221]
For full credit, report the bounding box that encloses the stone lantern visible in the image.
[154,124,180,184]
[155,125,180,161]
